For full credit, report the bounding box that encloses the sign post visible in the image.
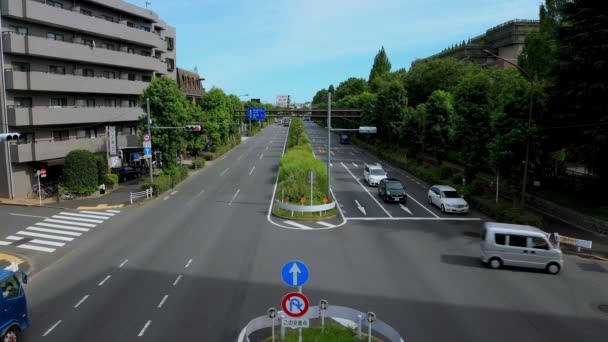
[307,171,316,206]
[267,307,277,342]
[36,170,42,206]
[281,260,310,342]
[367,312,376,342]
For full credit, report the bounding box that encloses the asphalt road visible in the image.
[3,123,606,342]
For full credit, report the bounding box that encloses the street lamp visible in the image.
[483,49,534,208]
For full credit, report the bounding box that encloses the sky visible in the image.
[126,0,542,104]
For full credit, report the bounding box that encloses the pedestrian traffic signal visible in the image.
[0,133,20,142]
[185,125,201,132]
[118,149,123,159]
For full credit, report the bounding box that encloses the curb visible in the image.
[0,202,70,210]
[0,252,32,275]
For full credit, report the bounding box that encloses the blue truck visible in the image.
[0,268,29,341]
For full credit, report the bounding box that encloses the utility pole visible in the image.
[105,125,110,173]
[327,92,331,199]
[146,97,153,184]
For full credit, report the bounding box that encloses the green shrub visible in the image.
[93,154,108,185]
[103,173,118,186]
[200,152,214,161]
[439,165,454,180]
[452,172,464,185]
[60,185,97,196]
[141,175,172,195]
[64,149,98,190]
[192,158,205,169]
[468,195,544,228]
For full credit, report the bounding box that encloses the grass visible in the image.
[260,323,382,342]
[273,206,338,219]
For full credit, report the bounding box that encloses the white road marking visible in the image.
[220,168,230,176]
[237,154,244,161]
[53,215,103,224]
[0,241,11,246]
[400,204,413,215]
[163,197,170,201]
[259,154,264,160]
[330,163,333,167]
[16,231,73,241]
[352,162,358,168]
[157,295,169,308]
[58,212,109,220]
[42,320,62,336]
[340,162,392,217]
[344,217,482,221]
[229,189,241,206]
[6,236,23,241]
[284,221,312,230]
[9,213,47,219]
[316,221,335,228]
[138,320,152,337]
[106,210,121,213]
[354,200,367,215]
[330,151,335,155]
[185,259,193,268]
[74,294,90,308]
[220,155,227,160]
[249,166,255,176]
[119,259,129,268]
[170,191,178,195]
[406,194,439,218]
[173,275,182,286]
[27,227,82,236]
[98,275,111,286]
[35,222,89,232]
[29,239,65,247]
[196,189,205,197]
[266,146,269,150]
[44,219,96,227]
[79,211,115,216]
[18,244,55,253]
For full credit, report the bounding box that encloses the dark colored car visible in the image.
[116,166,141,182]
[339,134,351,144]
[378,178,407,203]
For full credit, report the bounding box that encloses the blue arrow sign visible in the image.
[281,260,309,287]
[247,107,266,121]
[143,147,152,157]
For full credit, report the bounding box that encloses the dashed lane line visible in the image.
[98,275,111,286]
[138,320,152,337]
[157,295,169,308]
[74,294,90,308]
[42,320,62,337]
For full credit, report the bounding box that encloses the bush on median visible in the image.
[192,158,206,169]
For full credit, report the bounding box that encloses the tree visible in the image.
[199,88,233,148]
[334,78,368,101]
[368,46,391,85]
[452,73,493,183]
[328,84,335,94]
[406,58,476,106]
[140,76,192,169]
[375,80,408,144]
[312,88,328,107]
[64,149,98,194]
[425,90,454,164]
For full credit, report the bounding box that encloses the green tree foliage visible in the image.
[368,46,391,85]
[287,117,309,149]
[312,88,328,107]
[93,154,108,185]
[375,80,408,143]
[406,58,476,106]
[328,84,335,94]
[334,77,368,101]
[452,73,492,182]
[425,90,454,164]
[64,149,98,194]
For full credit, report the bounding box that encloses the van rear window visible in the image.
[495,233,506,245]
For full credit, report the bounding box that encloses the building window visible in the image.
[83,69,95,77]
[100,43,115,50]
[102,71,116,79]
[82,39,94,47]
[47,1,63,9]
[14,62,30,72]
[127,48,135,54]
[80,9,92,16]
[166,58,174,71]
[140,51,151,57]
[47,32,64,41]
[53,130,70,142]
[20,133,34,144]
[10,25,28,35]
[14,97,32,108]
[139,26,150,32]
[127,22,134,28]
[85,99,96,107]
[104,99,117,107]
[49,65,66,75]
[165,37,174,51]
[103,15,114,22]
[142,75,152,82]
[128,73,136,81]
[128,99,138,107]
[129,126,137,135]
[50,98,67,107]
[86,128,97,139]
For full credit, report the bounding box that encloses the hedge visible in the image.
[64,149,98,194]
[141,166,189,195]
[94,154,108,185]
[103,173,118,186]
[192,158,206,169]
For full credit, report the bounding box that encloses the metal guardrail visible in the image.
[130,188,152,204]
[276,200,336,214]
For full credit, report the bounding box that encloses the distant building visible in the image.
[177,68,204,104]
[276,94,290,107]
[415,19,540,68]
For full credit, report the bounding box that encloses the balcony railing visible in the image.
[7,105,144,126]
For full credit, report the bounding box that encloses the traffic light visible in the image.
[118,149,123,159]
[0,133,20,142]
[185,125,201,132]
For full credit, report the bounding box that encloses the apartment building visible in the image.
[0,0,177,198]
[177,67,204,104]
[276,94,290,107]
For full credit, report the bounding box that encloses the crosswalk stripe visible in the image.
[0,241,11,246]
[29,239,65,247]
[79,211,115,216]
[44,219,96,228]
[315,221,335,228]
[5,236,22,241]
[17,244,55,253]
[53,215,103,224]
[59,212,109,220]
[17,231,74,241]
[106,210,121,213]
[35,223,90,232]
[283,220,313,230]
[27,227,82,237]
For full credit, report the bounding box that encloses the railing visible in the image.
[130,188,153,204]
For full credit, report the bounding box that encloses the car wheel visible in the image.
[441,204,445,213]
[428,196,432,205]
[488,258,502,270]
[546,263,561,275]
[3,327,19,342]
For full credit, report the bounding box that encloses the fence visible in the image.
[130,188,153,204]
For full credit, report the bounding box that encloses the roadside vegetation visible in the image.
[311,0,607,222]
[261,323,382,342]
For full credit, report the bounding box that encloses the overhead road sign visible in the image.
[281,260,309,287]
[247,107,266,120]
[281,292,309,318]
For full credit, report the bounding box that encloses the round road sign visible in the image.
[281,292,309,318]
[143,134,151,142]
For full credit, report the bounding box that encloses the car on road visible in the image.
[282,118,291,126]
[363,164,387,186]
[116,166,141,182]
[0,268,29,341]
[339,134,351,144]
[427,185,469,214]
[378,178,406,203]
[481,222,563,274]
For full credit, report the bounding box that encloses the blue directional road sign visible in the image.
[143,147,152,157]
[247,107,266,121]
[281,260,309,287]
[132,153,140,161]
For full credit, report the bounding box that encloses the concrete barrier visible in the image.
[276,200,335,213]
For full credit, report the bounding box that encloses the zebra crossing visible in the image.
[0,210,120,253]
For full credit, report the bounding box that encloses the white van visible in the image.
[480,222,563,274]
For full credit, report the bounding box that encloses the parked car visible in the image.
[363,164,387,186]
[481,222,563,274]
[339,134,351,144]
[378,178,406,203]
[427,185,469,214]
[116,166,141,182]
